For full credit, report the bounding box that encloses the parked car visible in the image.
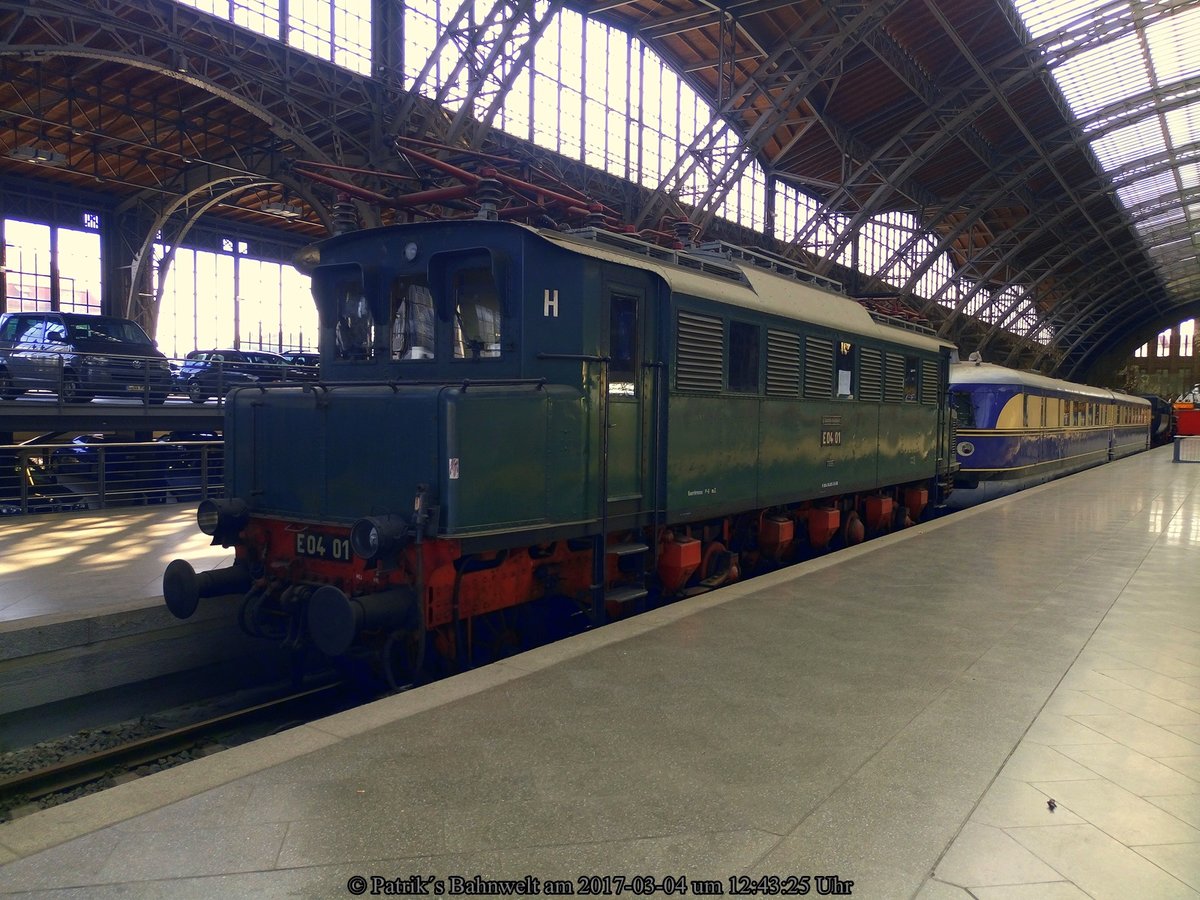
[46,434,173,506]
[280,350,320,380]
[173,349,290,403]
[155,431,224,499]
[0,312,173,403]
[0,450,90,516]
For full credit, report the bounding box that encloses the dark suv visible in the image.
[0,312,173,403]
[174,348,292,403]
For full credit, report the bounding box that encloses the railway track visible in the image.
[0,681,351,817]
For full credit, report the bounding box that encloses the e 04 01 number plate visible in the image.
[294,531,353,562]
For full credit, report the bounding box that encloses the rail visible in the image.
[0,682,346,810]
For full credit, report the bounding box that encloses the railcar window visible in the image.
[904,356,918,402]
[390,279,435,361]
[951,390,976,428]
[452,268,502,359]
[729,321,761,393]
[609,295,638,396]
[836,340,855,399]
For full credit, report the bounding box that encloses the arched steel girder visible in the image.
[450,1,565,151]
[941,175,1167,357]
[789,2,1193,367]
[864,83,1200,359]
[395,0,564,151]
[1045,259,1200,379]
[630,0,908,233]
[121,173,334,339]
[868,78,1197,327]
[782,0,1162,265]
[1020,142,1200,362]
[125,177,275,333]
[854,42,1200,309]
[801,0,1146,299]
[682,0,923,236]
[633,3,841,230]
[0,0,380,164]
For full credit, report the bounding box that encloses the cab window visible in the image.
[452,268,501,359]
[951,390,976,428]
[315,267,375,361]
[391,278,436,361]
[609,295,638,396]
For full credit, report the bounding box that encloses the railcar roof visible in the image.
[950,361,1149,405]
[536,225,952,354]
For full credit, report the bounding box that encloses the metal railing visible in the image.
[0,438,224,516]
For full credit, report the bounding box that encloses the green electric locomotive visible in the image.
[164,218,956,681]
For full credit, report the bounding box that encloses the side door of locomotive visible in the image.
[603,278,656,516]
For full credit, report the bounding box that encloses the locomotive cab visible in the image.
[311,236,520,379]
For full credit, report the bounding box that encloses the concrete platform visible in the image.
[0,447,1197,898]
[0,506,231,624]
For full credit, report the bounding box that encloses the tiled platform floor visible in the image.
[0,446,1196,899]
[927,491,1200,899]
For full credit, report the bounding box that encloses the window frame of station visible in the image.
[671,302,937,404]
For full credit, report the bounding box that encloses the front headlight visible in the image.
[198,498,249,537]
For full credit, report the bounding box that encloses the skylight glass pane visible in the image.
[1116,172,1174,209]
[1091,116,1166,170]
[1053,35,1148,118]
[1140,210,1184,234]
[1165,103,1200,149]
[1016,0,1096,37]
[1145,7,1200,82]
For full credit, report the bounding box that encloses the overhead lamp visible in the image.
[7,145,67,167]
[263,200,304,218]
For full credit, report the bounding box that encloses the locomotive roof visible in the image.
[950,361,1149,405]
[315,219,950,353]
[535,226,952,355]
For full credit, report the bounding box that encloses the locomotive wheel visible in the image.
[841,511,865,546]
[238,589,267,638]
[470,609,522,665]
[382,627,426,691]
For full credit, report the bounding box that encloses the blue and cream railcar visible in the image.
[949,362,1150,505]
